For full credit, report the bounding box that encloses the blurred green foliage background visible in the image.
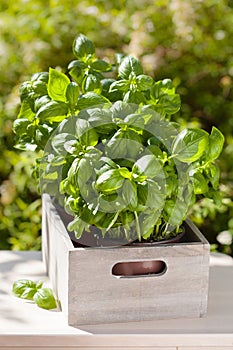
[1,0,233,254]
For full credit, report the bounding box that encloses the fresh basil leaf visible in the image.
[66,82,80,108]
[76,118,98,146]
[82,74,102,94]
[193,171,209,194]
[52,133,77,155]
[12,279,37,298]
[155,94,181,115]
[31,72,49,83]
[172,128,209,163]
[111,101,137,120]
[48,68,70,102]
[34,95,51,112]
[146,180,165,209]
[76,92,110,110]
[13,118,31,135]
[17,100,35,120]
[123,90,146,104]
[105,129,142,160]
[208,126,225,161]
[164,199,189,226]
[118,56,143,79]
[132,155,162,178]
[32,81,48,97]
[122,180,138,209]
[73,34,95,59]
[91,59,111,72]
[36,100,69,121]
[86,108,115,134]
[68,60,86,83]
[109,80,130,92]
[101,79,123,101]
[118,167,131,179]
[207,163,220,189]
[77,157,96,192]
[68,59,87,70]
[20,287,38,300]
[35,125,50,148]
[95,169,124,194]
[150,79,175,99]
[98,193,125,213]
[136,74,153,90]
[33,288,57,310]
[140,210,160,239]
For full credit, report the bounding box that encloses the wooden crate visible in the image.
[42,194,210,326]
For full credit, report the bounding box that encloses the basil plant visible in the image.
[13,34,224,244]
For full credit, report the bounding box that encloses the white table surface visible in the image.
[0,250,233,350]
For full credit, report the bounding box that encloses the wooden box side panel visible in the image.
[42,196,210,325]
[68,228,210,325]
[42,194,73,316]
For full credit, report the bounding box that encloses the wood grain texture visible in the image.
[0,348,177,350]
[42,194,210,326]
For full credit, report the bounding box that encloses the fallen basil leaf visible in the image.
[33,288,57,310]
[12,279,37,299]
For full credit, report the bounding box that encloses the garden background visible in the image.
[0,0,233,255]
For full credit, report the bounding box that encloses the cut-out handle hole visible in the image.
[112,260,167,278]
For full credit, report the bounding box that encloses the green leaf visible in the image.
[136,74,154,90]
[68,60,87,70]
[208,126,225,161]
[193,171,209,194]
[35,125,50,148]
[33,288,57,310]
[164,199,188,226]
[52,133,77,155]
[36,101,69,121]
[96,169,124,194]
[17,100,35,120]
[86,108,115,134]
[132,155,162,178]
[12,279,37,298]
[150,79,175,99]
[155,94,181,115]
[68,60,86,83]
[20,288,38,300]
[123,90,146,104]
[13,119,31,135]
[76,92,110,110]
[105,129,142,160]
[140,210,160,239]
[146,180,165,209]
[32,81,48,96]
[208,163,220,189]
[76,118,99,146]
[66,82,80,108]
[122,180,138,209]
[32,72,49,83]
[34,96,51,112]
[82,74,102,94]
[109,80,130,92]
[101,79,123,102]
[73,34,95,59]
[91,59,111,72]
[118,167,132,179]
[118,56,143,79]
[48,68,70,102]
[172,128,209,163]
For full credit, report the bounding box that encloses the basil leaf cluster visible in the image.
[13,34,225,243]
[12,279,57,310]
